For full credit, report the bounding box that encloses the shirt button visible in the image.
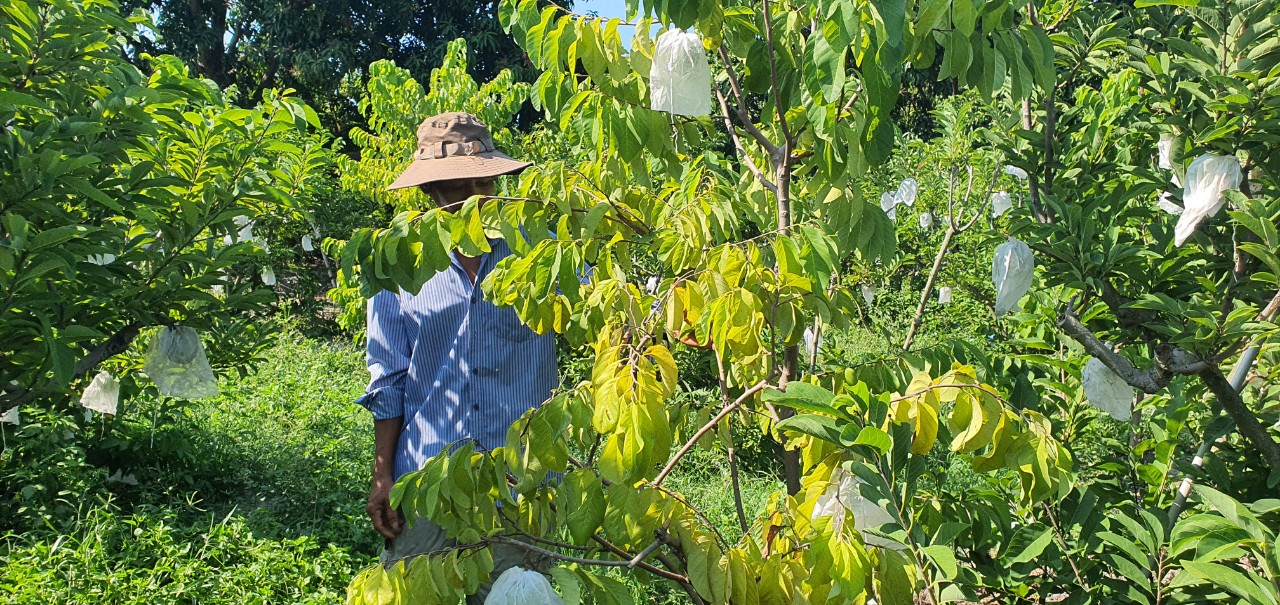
[471,367,479,375]
[471,404,480,412]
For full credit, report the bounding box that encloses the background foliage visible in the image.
[3,0,1279,603]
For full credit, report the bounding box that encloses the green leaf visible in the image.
[764,381,836,409]
[1171,514,1252,561]
[561,469,606,545]
[1023,27,1056,91]
[952,0,976,37]
[1181,561,1278,605]
[849,425,892,453]
[921,544,958,580]
[549,567,582,605]
[1003,526,1054,565]
[869,0,908,50]
[775,413,844,445]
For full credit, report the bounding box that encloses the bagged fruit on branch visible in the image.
[80,371,120,415]
[880,192,898,220]
[1082,357,1134,421]
[991,191,1012,218]
[802,324,822,360]
[484,567,563,605]
[861,284,876,307]
[649,28,711,116]
[895,178,918,206]
[812,468,900,549]
[143,326,219,399]
[992,237,1034,317]
[1158,133,1175,170]
[1174,153,1242,246]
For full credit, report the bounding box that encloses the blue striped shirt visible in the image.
[358,238,558,480]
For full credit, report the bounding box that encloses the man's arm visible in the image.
[368,417,404,541]
[360,290,413,541]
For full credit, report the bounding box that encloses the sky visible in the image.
[577,0,630,19]
[575,0,638,47]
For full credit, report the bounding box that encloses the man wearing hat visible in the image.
[358,112,556,599]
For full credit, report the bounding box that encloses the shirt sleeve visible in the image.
[358,290,413,420]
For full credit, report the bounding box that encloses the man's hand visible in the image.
[370,416,405,541]
[367,475,403,541]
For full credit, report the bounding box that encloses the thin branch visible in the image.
[1020,97,1053,224]
[903,223,956,351]
[653,379,773,485]
[1041,502,1089,589]
[1198,366,1280,470]
[1055,311,1165,394]
[629,539,664,568]
[487,536,636,568]
[760,0,795,152]
[716,46,781,158]
[646,482,728,548]
[496,509,592,551]
[714,87,778,195]
[589,536,695,586]
[960,163,1005,232]
[715,352,751,536]
[73,322,141,379]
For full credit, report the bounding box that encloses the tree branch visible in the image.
[589,535,697,588]
[653,379,773,485]
[714,87,777,195]
[760,0,795,152]
[716,46,781,158]
[1198,366,1280,470]
[1055,311,1166,393]
[487,536,641,569]
[73,322,141,379]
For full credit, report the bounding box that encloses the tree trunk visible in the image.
[902,225,956,351]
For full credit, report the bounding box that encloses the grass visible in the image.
[1,333,374,604]
[1,331,787,604]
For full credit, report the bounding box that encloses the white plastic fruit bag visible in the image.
[802,324,822,360]
[649,28,711,116]
[991,191,1013,218]
[918,212,933,230]
[1174,153,1242,246]
[861,284,876,307]
[895,178,918,206]
[80,371,120,415]
[484,566,563,605]
[1,405,18,426]
[1005,165,1028,180]
[880,192,898,220]
[261,266,276,286]
[938,286,952,304]
[143,326,219,399]
[811,468,899,549]
[1082,357,1134,421]
[1158,133,1174,170]
[992,237,1034,317]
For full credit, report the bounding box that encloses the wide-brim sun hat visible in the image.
[386,111,532,190]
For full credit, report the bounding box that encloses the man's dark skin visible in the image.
[366,176,496,541]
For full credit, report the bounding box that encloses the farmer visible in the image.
[358,112,555,600]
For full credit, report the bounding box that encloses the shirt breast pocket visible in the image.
[490,306,534,343]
